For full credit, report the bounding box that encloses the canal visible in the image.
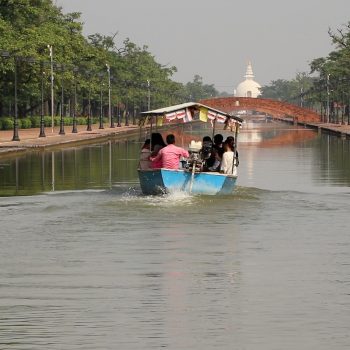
[0,121,349,349]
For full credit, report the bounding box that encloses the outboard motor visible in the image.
[187,141,203,172]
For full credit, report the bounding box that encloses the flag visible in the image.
[207,110,216,120]
[199,107,208,122]
[175,109,186,119]
[183,108,193,123]
[165,112,177,121]
[156,116,163,127]
[216,113,226,123]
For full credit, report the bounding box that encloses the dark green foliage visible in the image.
[19,118,31,128]
[0,0,221,127]
[1,117,13,130]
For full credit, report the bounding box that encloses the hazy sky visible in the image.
[57,0,350,92]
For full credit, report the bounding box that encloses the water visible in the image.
[1,122,350,349]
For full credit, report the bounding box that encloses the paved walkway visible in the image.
[301,121,350,138]
[0,123,140,158]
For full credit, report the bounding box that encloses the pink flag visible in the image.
[216,113,226,123]
[165,112,177,121]
[176,109,186,119]
[207,110,216,120]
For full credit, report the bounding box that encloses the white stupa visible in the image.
[235,61,261,98]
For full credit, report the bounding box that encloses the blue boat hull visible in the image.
[138,169,237,195]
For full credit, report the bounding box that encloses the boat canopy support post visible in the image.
[212,119,216,141]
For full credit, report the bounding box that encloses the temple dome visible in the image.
[235,61,261,98]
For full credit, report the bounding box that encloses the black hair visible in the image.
[166,134,175,144]
[213,134,223,144]
[151,133,166,150]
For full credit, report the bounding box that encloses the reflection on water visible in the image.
[0,123,350,196]
[1,122,350,349]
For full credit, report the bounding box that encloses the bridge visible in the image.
[199,97,321,123]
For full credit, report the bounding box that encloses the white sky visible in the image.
[57,0,350,92]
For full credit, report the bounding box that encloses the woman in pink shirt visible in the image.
[151,134,189,169]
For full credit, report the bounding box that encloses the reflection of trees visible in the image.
[318,135,350,185]
[0,140,141,196]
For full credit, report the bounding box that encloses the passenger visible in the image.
[213,133,224,157]
[150,134,189,169]
[150,132,166,169]
[207,133,224,171]
[201,136,213,171]
[220,140,237,175]
[225,135,239,166]
[139,139,151,170]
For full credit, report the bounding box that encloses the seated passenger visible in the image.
[225,135,239,166]
[139,139,151,170]
[150,132,166,169]
[150,134,189,169]
[220,140,237,175]
[207,133,224,171]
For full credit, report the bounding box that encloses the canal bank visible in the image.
[298,121,350,139]
[0,124,140,159]
[274,116,350,139]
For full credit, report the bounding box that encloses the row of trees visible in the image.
[0,0,220,124]
[260,22,350,123]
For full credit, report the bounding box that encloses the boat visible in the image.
[138,102,243,195]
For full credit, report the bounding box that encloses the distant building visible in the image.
[235,61,261,98]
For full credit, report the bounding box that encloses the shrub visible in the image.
[19,118,32,129]
[64,117,73,126]
[54,116,61,126]
[2,117,14,130]
[44,116,52,127]
[30,116,41,128]
[77,117,87,125]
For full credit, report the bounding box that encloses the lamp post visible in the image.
[72,67,78,133]
[0,51,19,140]
[326,73,330,124]
[117,102,121,127]
[98,73,104,129]
[106,64,114,128]
[87,74,92,131]
[12,56,20,141]
[57,64,65,135]
[125,109,129,126]
[147,79,150,110]
[47,45,54,133]
[133,102,136,125]
[39,62,46,137]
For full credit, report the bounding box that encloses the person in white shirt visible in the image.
[220,136,238,175]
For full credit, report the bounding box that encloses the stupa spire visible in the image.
[244,61,254,79]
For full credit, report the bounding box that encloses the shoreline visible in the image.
[0,124,141,159]
[1,119,350,159]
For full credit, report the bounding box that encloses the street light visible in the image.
[12,56,20,141]
[106,64,114,128]
[39,62,46,137]
[117,102,121,127]
[326,73,330,124]
[147,79,150,110]
[57,64,65,135]
[0,51,19,140]
[98,73,104,129]
[47,45,54,133]
[72,67,78,133]
[86,71,92,131]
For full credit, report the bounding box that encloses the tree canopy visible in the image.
[261,21,350,120]
[0,0,222,120]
